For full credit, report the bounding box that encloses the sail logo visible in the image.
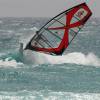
[76,8,88,19]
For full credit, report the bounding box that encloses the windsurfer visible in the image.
[19,43,24,56]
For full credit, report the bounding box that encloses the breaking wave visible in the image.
[30,51,100,67]
[0,58,23,68]
[46,52,100,66]
[0,51,100,67]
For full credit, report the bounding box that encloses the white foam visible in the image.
[23,50,48,64]
[46,52,100,66]
[0,91,100,100]
[27,51,100,67]
[0,58,23,68]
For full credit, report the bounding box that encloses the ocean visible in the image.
[0,17,100,100]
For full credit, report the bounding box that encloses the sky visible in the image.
[0,0,99,17]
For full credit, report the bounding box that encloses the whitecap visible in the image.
[0,58,23,68]
[24,51,100,67]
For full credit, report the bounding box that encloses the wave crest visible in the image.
[31,52,100,67]
[0,57,23,68]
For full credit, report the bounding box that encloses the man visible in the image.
[19,43,24,56]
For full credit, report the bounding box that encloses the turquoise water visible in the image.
[0,17,100,99]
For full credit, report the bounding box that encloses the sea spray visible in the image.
[25,51,100,67]
[0,58,23,68]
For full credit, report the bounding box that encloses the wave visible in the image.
[0,90,100,100]
[46,52,100,66]
[0,50,100,68]
[0,58,23,68]
[28,51,100,67]
[0,51,24,68]
[0,50,100,67]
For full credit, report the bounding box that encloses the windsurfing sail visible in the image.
[25,3,92,55]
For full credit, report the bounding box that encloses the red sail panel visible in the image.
[25,3,92,55]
